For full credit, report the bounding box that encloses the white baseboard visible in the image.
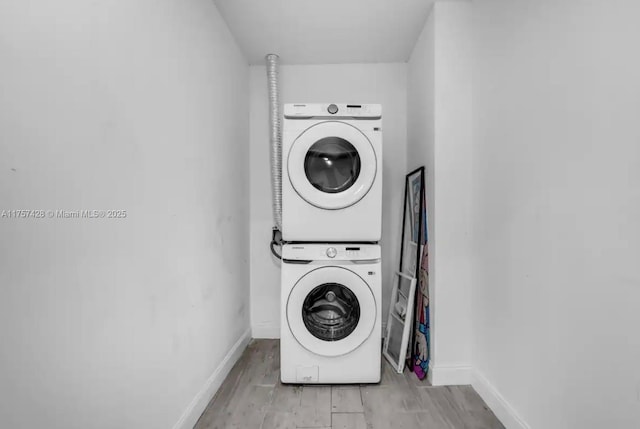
[472,370,530,429]
[172,328,251,429]
[428,363,472,386]
[252,322,280,339]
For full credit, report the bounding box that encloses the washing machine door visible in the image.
[288,121,377,210]
[287,266,376,357]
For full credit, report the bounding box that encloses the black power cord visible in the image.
[270,228,282,260]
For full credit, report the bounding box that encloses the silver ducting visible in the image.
[266,54,282,231]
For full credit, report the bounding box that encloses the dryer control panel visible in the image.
[282,244,381,261]
[284,103,382,119]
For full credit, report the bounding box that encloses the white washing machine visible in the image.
[282,103,382,242]
[280,243,382,384]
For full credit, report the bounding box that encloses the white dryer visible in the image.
[280,243,382,384]
[282,103,382,242]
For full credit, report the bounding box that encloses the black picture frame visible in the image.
[398,166,425,371]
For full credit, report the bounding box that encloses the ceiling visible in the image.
[213,0,435,65]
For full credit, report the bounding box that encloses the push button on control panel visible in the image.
[326,247,337,258]
[327,104,339,114]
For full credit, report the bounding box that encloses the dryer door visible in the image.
[287,266,376,357]
[287,121,377,210]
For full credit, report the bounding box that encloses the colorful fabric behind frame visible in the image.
[413,194,430,380]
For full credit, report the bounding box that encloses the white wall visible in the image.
[407,5,436,296]
[0,1,250,428]
[249,63,407,338]
[472,1,640,428]
[407,1,473,385]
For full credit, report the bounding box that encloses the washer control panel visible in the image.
[284,103,382,119]
[282,244,381,261]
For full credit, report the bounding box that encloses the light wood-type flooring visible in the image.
[194,340,504,429]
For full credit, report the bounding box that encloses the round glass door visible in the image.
[288,121,377,210]
[302,283,360,341]
[287,266,376,357]
[304,138,361,194]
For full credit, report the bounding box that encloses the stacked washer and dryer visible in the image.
[280,103,383,383]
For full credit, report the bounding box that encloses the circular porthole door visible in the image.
[288,121,377,210]
[287,266,376,357]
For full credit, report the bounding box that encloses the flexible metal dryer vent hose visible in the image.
[265,54,282,232]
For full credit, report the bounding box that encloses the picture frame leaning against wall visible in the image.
[386,167,429,377]
[401,167,430,379]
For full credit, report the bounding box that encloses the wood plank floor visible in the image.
[194,340,504,429]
